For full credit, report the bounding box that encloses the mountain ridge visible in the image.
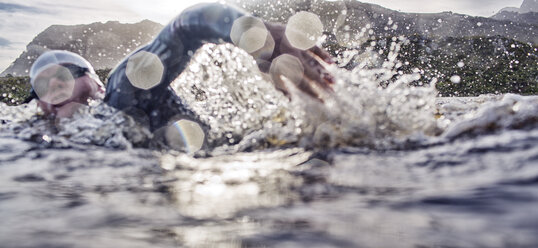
[2,1,537,77]
[231,0,537,47]
[1,20,163,77]
[491,0,538,25]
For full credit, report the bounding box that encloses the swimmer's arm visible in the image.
[104,2,335,120]
[169,4,335,98]
[105,3,248,110]
[104,3,249,130]
[258,22,335,99]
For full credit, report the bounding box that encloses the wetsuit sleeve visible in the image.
[104,3,246,129]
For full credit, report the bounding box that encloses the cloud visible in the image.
[0,37,10,47]
[118,0,209,24]
[0,0,144,72]
[0,2,41,13]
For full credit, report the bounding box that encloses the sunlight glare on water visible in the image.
[159,148,312,218]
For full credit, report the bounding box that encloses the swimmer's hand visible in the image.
[260,22,335,100]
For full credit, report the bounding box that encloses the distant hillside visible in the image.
[230,0,537,97]
[491,11,538,26]
[230,0,538,46]
[520,0,538,13]
[499,7,521,13]
[362,35,537,97]
[1,20,163,77]
[492,0,538,25]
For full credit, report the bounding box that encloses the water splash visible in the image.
[2,13,535,152]
[170,43,299,150]
[0,100,151,149]
[170,39,440,151]
[441,94,538,140]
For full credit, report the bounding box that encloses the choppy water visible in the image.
[1,44,537,247]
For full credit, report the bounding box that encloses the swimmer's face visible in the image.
[33,65,77,105]
[34,64,104,117]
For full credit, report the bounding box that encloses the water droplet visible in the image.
[125,51,164,90]
[269,54,304,89]
[33,65,76,105]
[285,11,324,50]
[230,16,274,56]
[310,0,347,32]
[165,119,205,153]
[450,75,461,84]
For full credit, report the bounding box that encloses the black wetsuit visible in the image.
[104,3,247,130]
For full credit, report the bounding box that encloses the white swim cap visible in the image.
[30,50,95,88]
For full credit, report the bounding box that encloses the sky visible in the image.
[0,0,525,72]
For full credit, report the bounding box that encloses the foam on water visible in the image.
[441,94,538,140]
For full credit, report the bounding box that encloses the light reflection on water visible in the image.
[0,123,537,247]
[161,148,311,219]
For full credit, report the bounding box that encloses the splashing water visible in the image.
[169,40,439,152]
[0,41,468,152]
[1,4,538,248]
[2,34,536,155]
[0,2,536,153]
[170,43,297,150]
[2,43,437,152]
[0,100,151,149]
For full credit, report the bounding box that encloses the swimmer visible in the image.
[28,2,334,129]
[28,50,105,118]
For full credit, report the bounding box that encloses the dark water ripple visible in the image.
[1,93,537,247]
[0,125,537,247]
